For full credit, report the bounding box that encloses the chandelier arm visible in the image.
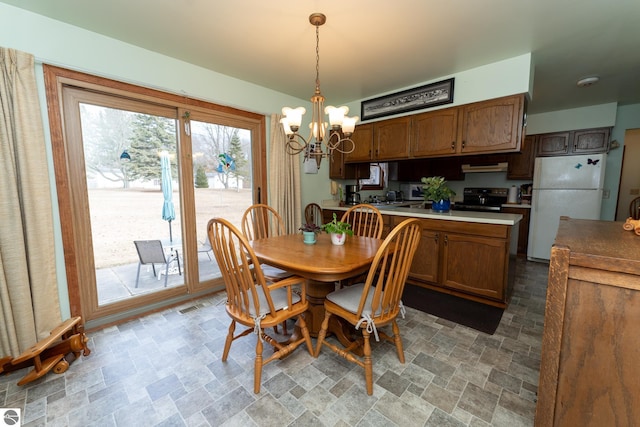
[285,134,309,156]
[325,131,356,154]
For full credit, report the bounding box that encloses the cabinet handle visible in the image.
[451,142,455,151]
[462,141,466,149]
[434,233,439,244]
[444,235,448,245]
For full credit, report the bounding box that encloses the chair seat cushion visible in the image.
[261,264,293,280]
[250,286,301,317]
[326,283,380,317]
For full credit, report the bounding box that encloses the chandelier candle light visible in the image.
[280,13,359,169]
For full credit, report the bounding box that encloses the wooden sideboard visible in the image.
[536,217,640,426]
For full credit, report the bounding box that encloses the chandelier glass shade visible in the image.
[280,13,358,169]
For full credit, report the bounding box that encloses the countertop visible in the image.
[501,203,531,209]
[323,204,522,226]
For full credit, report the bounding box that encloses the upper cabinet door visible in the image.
[537,131,571,156]
[458,94,525,154]
[572,127,610,154]
[410,108,459,157]
[344,123,373,162]
[374,116,411,160]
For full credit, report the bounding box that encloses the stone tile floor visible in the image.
[0,259,549,426]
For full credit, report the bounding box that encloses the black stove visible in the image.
[452,188,508,212]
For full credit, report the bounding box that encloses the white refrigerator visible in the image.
[527,153,606,261]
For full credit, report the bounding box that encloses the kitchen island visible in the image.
[323,205,522,307]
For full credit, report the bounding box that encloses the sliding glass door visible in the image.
[45,65,266,324]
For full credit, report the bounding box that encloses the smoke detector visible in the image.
[577,76,599,87]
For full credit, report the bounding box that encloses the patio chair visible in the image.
[133,240,181,288]
[207,217,313,393]
[314,218,422,395]
[198,236,213,260]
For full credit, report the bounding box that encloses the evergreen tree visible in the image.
[128,114,177,182]
[194,164,209,188]
[228,130,248,189]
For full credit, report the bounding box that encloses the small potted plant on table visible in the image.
[421,176,456,212]
[299,223,322,244]
[322,213,354,245]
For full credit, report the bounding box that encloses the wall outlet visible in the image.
[603,189,610,199]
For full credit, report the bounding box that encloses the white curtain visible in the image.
[268,114,301,233]
[0,48,61,356]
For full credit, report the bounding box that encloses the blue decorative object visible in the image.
[431,199,451,212]
[575,163,583,169]
[216,153,236,173]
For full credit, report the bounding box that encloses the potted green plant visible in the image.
[421,176,456,212]
[322,213,354,245]
[299,223,322,244]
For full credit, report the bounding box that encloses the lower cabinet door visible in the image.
[441,233,507,300]
[407,228,440,283]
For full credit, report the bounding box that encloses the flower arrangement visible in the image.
[321,213,354,236]
[421,176,456,202]
[299,223,322,234]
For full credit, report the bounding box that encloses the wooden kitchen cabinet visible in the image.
[536,217,640,426]
[396,216,515,306]
[501,206,530,256]
[458,94,525,155]
[507,134,535,180]
[410,107,459,157]
[328,141,369,179]
[344,123,373,162]
[572,127,610,154]
[374,116,411,160]
[344,118,410,162]
[347,93,526,162]
[536,127,610,156]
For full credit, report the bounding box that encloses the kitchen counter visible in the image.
[502,203,531,209]
[323,204,521,307]
[324,204,522,226]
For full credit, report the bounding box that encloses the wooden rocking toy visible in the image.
[0,316,90,385]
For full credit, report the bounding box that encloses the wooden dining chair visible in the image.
[241,203,294,333]
[241,204,293,282]
[630,196,640,220]
[207,218,313,393]
[314,218,422,395]
[304,203,324,227]
[340,204,384,239]
[338,203,385,288]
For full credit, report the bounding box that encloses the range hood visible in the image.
[461,162,509,173]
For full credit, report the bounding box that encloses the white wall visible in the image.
[527,103,618,134]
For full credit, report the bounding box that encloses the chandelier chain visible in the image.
[315,24,321,93]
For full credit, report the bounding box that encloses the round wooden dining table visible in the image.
[251,233,382,345]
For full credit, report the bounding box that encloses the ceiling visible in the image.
[4,0,640,115]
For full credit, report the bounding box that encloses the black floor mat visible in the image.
[402,285,504,335]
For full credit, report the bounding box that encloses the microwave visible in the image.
[400,183,424,201]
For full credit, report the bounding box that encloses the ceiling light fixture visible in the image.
[280,13,358,169]
[577,76,599,87]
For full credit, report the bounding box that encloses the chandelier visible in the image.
[280,13,359,169]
